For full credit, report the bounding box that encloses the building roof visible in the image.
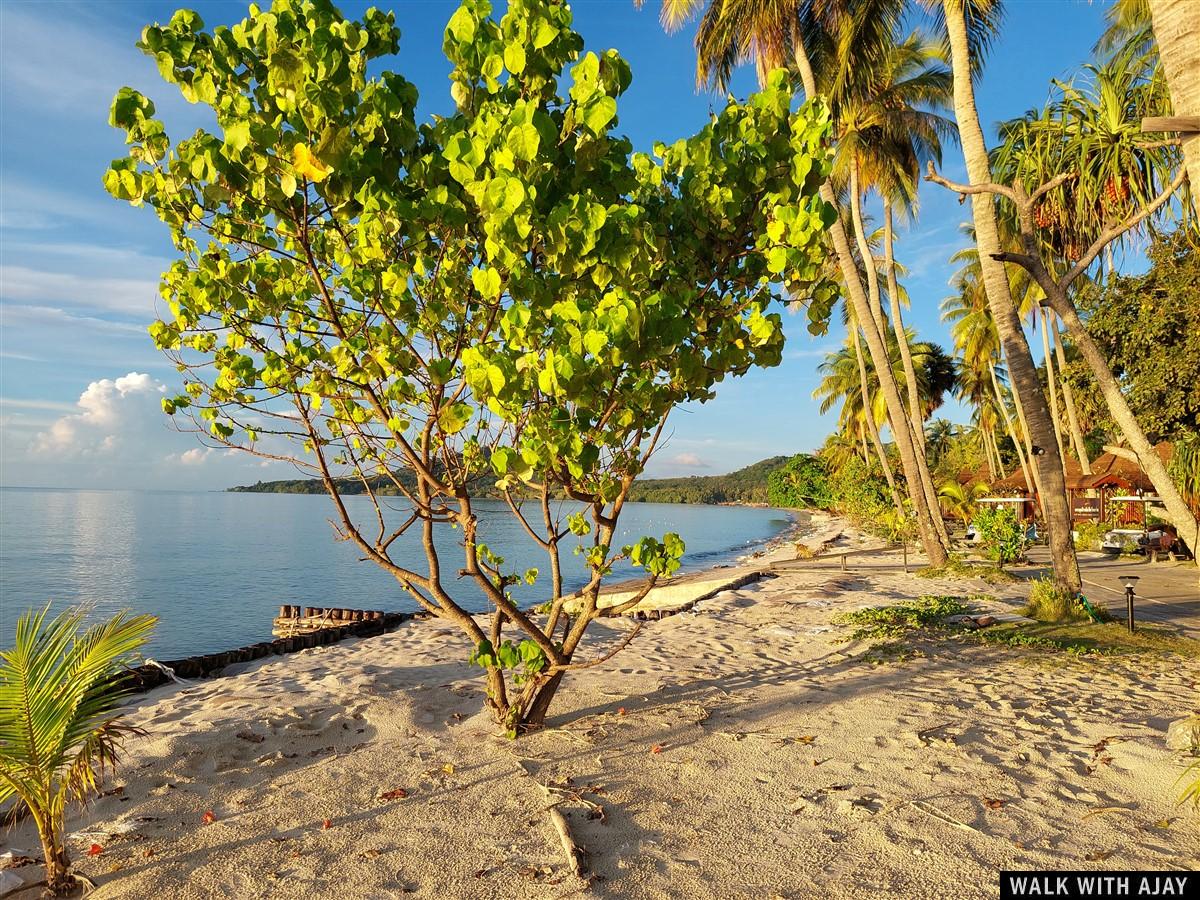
[1081,442,1173,492]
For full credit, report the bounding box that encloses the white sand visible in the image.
[6,515,1198,898]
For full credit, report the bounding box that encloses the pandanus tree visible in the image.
[651,0,954,566]
[0,608,155,895]
[934,37,1200,555]
[104,0,835,733]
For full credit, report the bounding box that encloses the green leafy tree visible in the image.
[766,454,832,509]
[972,504,1026,567]
[1060,232,1200,445]
[104,0,834,732]
[0,607,155,895]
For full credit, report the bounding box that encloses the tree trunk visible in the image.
[520,671,565,731]
[1039,309,1066,461]
[791,46,949,566]
[943,0,1081,593]
[40,824,74,896]
[1003,350,1046,505]
[991,364,1036,498]
[1044,291,1200,555]
[884,203,926,449]
[852,323,906,515]
[848,172,952,549]
[1051,317,1091,474]
[1147,0,1200,219]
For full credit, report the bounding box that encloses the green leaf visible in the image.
[506,123,540,161]
[446,7,475,43]
[437,402,473,435]
[582,96,616,135]
[503,43,526,75]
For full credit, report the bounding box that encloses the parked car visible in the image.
[1100,526,1172,555]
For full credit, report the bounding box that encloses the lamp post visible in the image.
[1119,574,1139,633]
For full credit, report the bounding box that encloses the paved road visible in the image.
[1017,549,1200,636]
[770,543,1200,637]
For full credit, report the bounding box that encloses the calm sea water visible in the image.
[0,489,792,658]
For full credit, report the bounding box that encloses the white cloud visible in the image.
[1,266,161,316]
[0,396,79,413]
[667,452,709,468]
[33,372,166,456]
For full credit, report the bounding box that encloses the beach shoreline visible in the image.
[4,514,1197,898]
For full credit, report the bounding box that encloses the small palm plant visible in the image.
[0,606,155,895]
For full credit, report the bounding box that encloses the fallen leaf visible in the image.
[380,788,409,801]
[983,798,1005,810]
[236,731,265,744]
[87,844,104,858]
[359,849,382,861]
[442,763,455,776]
[1151,819,1172,830]
[322,819,332,830]
[143,848,155,859]
[1085,849,1115,862]
[795,735,816,745]
[201,810,216,825]
[651,745,663,754]
[617,708,627,716]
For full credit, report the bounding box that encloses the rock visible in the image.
[1166,717,1200,752]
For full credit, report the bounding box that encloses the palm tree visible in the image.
[934,0,1082,594]
[0,606,155,895]
[653,0,953,566]
[1146,0,1200,218]
[980,41,1198,555]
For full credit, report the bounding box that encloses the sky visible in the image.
[0,0,1112,490]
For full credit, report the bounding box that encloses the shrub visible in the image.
[834,594,969,642]
[1073,520,1110,551]
[973,505,1026,566]
[767,454,832,509]
[827,456,895,538]
[1022,576,1089,623]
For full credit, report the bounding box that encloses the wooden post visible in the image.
[840,553,847,572]
[903,542,909,574]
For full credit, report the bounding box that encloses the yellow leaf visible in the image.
[292,143,332,183]
[442,763,455,775]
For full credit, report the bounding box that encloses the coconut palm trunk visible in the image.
[1051,318,1091,474]
[942,0,1081,592]
[991,364,1037,499]
[1147,0,1200,218]
[884,203,927,450]
[1038,309,1066,461]
[852,323,906,515]
[792,46,950,565]
[848,164,952,549]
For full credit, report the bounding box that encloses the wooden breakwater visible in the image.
[272,605,388,635]
[117,608,419,696]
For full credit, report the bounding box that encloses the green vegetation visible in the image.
[0,607,156,895]
[765,454,831,509]
[834,594,969,642]
[106,0,834,733]
[231,455,794,504]
[626,456,790,505]
[1061,233,1200,445]
[968,621,1200,660]
[914,555,1017,584]
[1022,576,1091,623]
[973,505,1026,566]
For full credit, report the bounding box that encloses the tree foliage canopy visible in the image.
[104,0,836,730]
[1061,232,1200,443]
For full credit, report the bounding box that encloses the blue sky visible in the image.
[0,0,1110,489]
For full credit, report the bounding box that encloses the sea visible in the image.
[0,488,794,659]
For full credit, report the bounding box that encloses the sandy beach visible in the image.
[5,514,1198,898]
